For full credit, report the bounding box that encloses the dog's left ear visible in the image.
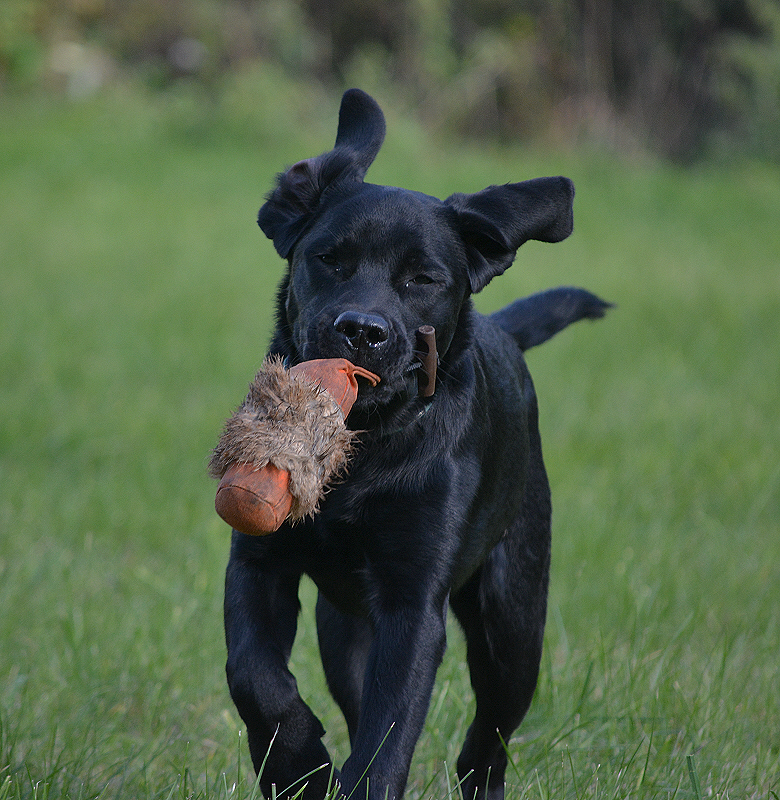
[446,177,574,293]
[258,89,386,259]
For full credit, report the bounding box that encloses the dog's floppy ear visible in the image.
[332,88,387,177]
[446,177,574,293]
[258,89,386,259]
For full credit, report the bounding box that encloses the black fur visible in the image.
[223,89,610,800]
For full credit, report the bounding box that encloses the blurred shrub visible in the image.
[0,0,48,85]
[1,0,778,162]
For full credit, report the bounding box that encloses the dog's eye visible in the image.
[406,275,435,287]
[317,253,339,267]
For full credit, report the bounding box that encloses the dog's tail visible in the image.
[490,287,613,351]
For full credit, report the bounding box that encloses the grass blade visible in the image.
[344,723,395,800]
[686,754,703,800]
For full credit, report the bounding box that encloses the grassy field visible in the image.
[1,78,778,799]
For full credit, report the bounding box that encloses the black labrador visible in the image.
[223,89,609,800]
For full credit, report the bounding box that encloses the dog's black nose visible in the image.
[334,311,389,350]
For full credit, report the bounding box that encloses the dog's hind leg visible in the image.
[451,416,551,800]
[315,593,373,744]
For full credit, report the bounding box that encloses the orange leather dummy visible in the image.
[215,359,379,535]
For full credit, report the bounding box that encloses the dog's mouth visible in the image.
[338,329,436,434]
[300,324,438,407]
[358,325,437,400]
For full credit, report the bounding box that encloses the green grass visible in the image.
[1,77,778,799]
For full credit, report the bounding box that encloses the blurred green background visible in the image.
[1,2,779,799]
[3,0,780,161]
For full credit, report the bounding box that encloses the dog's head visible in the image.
[258,89,574,419]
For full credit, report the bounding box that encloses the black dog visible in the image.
[223,89,609,800]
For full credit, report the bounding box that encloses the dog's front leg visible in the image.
[339,595,448,800]
[224,534,335,800]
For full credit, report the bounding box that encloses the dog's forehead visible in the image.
[318,183,454,244]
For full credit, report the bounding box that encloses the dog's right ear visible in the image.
[258,89,386,259]
[446,177,575,293]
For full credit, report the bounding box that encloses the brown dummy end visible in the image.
[215,462,293,535]
[211,357,380,535]
[415,326,437,397]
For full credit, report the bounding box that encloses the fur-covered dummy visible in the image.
[210,357,380,534]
